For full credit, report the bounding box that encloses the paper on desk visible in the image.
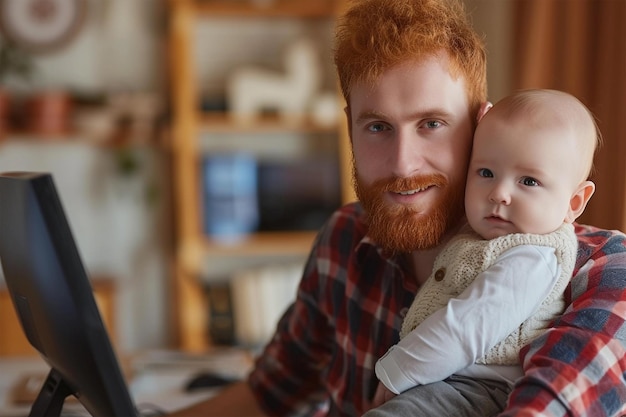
[132,381,218,415]
[130,347,254,379]
[130,349,253,414]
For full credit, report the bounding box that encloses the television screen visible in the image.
[0,172,138,417]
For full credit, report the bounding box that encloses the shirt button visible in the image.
[434,268,446,281]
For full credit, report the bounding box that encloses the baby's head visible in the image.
[465,89,599,239]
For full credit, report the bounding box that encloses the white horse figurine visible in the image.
[227,38,322,125]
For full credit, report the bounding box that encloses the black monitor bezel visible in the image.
[0,172,138,417]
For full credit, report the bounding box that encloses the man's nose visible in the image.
[390,131,424,178]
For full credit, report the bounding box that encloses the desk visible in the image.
[0,357,49,417]
[0,349,252,416]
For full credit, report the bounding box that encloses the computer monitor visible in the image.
[0,172,138,417]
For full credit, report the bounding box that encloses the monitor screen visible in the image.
[0,172,137,417]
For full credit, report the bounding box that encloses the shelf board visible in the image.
[201,230,317,256]
[0,131,80,142]
[187,0,337,18]
[0,129,160,149]
[197,112,338,134]
[178,231,317,275]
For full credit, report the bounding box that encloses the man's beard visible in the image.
[355,169,465,254]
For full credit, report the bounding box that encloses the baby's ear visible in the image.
[565,180,595,223]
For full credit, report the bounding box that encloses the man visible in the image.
[170,0,626,415]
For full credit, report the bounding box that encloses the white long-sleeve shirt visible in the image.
[376,245,560,394]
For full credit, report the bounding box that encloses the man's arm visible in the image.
[500,226,626,417]
[167,381,265,417]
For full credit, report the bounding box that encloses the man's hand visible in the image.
[371,382,396,408]
[165,381,265,416]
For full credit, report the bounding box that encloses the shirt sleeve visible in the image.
[376,245,560,394]
[499,229,626,417]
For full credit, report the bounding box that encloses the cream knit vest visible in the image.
[400,222,577,365]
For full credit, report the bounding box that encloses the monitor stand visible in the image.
[29,368,74,417]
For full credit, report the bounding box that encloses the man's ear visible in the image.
[476,101,493,123]
[344,106,353,143]
[565,180,596,223]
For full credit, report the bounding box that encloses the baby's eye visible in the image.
[521,177,540,186]
[477,168,493,178]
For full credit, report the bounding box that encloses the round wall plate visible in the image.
[0,0,87,54]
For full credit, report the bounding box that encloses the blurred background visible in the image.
[0,0,623,359]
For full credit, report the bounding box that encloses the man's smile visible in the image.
[396,186,431,196]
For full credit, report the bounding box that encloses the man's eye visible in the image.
[367,123,386,132]
[478,168,493,178]
[521,177,539,186]
[424,120,442,129]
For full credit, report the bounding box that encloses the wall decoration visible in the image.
[0,0,87,54]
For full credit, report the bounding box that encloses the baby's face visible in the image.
[465,113,584,239]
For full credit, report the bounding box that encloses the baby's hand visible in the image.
[371,382,396,408]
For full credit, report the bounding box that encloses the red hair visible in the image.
[334,0,487,116]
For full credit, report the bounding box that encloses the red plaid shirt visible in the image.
[248,203,626,416]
